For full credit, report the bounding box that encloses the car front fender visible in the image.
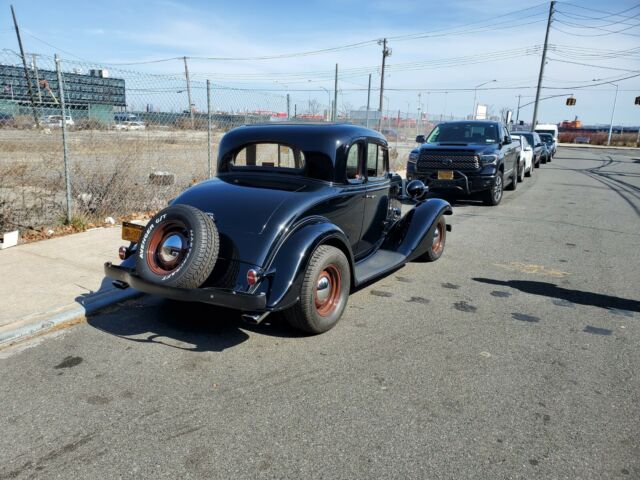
[384,198,452,262]
[261,219,353,311]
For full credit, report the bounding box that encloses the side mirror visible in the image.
[415,135,425,144]
[503,136,511,144]
[406,179,428,200]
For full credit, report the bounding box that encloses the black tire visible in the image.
[517,160,525,182]
[534,155,540,168]
[541,154,548,164]
[525,161,533,177]
[482,171,504,206]
[283,245,350,335]
[418,216,446,262]
[547,154,552,163]
[506,166,517,191]
[136,204,219,288]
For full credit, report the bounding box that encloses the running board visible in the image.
[354,249,406,286]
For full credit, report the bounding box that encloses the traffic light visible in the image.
[566,96,577,106]
[635,95,640,105]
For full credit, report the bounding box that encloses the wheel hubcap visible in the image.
[146,221,190,274]
[494,176,502,201]
[314,265,341,317]
[432,222,445,255]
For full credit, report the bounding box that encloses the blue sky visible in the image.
[2,0,639,125]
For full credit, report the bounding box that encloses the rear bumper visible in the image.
[104,262,267,311]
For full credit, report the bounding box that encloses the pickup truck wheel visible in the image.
[506,168,517,191]
[284,245,350,335]
[136,204,219,288]
[525,162,533,177]
[419,216,446,262]
[534,156,540,168]
[482,172,503,206]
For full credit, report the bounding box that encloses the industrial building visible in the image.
[0,63,126,123]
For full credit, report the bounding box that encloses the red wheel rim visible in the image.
[314,264,341,317]
[431,221,445,255]
[146,220,190,275]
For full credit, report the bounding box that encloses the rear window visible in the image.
[232,143,305,171]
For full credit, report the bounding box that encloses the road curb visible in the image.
[0,288,142,346]
[558,143,640,151]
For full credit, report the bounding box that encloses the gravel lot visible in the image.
[1,146,639,479]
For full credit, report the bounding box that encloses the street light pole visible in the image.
[472,80,496,119]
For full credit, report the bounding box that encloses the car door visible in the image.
[500,125,515,180]
[327,140,367,256]
[358,140,391,257]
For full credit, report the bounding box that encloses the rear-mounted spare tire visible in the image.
[136,204,219,288]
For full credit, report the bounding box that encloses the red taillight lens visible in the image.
[118,246,127,260]
[247,269,259,286]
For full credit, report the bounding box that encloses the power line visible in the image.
[557,2,640,21]
[547,57,640,72]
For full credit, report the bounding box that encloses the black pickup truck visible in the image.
[406,120,520,206]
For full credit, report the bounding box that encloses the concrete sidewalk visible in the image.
[0,227,139,345]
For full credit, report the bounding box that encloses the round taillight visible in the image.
[247,269,259,286]
[118,246,128,260]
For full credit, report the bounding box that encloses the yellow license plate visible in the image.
[122,221,144,243]
[438,170,454,180]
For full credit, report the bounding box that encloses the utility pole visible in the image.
[32,54,42,103]
[532,1,555,128]
[286,93,290,119]
[606,82,619,146]
[365,73,372,128]
[183,56,194,128]
[378,38,391,130]
[332,63,338,122]
[11,5,39,127]
[515,94,521,124]
[417,92,422,135]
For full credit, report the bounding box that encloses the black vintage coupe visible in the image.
[105,124,452,334]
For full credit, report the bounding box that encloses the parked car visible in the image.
[114,113,140,123]
[114,121,146,131]
[575,136,591,144]
[518,131,544,167]
[511,134,534,180]
[534,123,558,143]
[539,132,556,159]
[540,142,552,164]
[408,120,520,206]
[40,115,74,128]
[381,128,406,142]
[105,124,452,334]
[0,112,14,127]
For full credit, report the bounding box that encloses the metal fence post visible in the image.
[54,54,72,223]
[206,79,212,178]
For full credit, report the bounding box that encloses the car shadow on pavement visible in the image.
[473,278,640,314]
[87,295,301,353]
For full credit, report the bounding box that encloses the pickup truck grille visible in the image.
[417,151,480,171]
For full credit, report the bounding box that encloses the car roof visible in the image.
[219,123,386,157]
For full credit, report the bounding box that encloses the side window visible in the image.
[346,143,361,181]
[366,143,387,179]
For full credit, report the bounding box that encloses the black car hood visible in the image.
[419,143,498,154]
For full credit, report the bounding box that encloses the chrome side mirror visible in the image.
[406,179,428,200]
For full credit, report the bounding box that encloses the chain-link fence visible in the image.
[0,50,468,234]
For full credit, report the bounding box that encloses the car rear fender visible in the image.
[383,198,452,262]
[261,218,353,310]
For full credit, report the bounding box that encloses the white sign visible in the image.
[475,104,488,120]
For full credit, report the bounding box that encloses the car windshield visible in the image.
[232,143,305,171]
[536,129,555,136]
[539,134,553,144]
[426,123,499,144]
[522,133,535,145]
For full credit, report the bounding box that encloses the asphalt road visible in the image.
[1,146,639,479]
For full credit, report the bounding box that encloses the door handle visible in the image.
[364,194,377,199]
